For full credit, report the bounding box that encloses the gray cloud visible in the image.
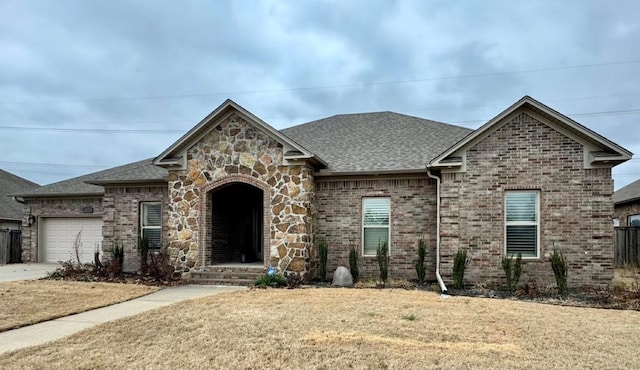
[0,0,639,189]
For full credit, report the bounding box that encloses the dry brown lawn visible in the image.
[0,280,159,332]
[1,288,639,369]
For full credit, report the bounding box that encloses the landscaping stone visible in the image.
[332,266,353,287]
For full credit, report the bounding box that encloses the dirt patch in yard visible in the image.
[0,280,159,332]
[1,288,639,369]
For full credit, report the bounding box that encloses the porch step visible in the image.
[184,265,265,286]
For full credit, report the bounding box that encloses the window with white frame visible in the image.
[505,191,539,258]
[362,197,390,256]
[628,214,640,227]
[141,202,162,249]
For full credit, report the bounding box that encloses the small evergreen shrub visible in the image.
[255,273,287,288]
[453,249,469,289]
[93,246,103,275]
[349,244,359,283]
[415,239,427,285]
[139,237,149,274]
[377,241,390,286]
[502,253,523,292]
[107,241,125,276]
[318,238,328,282]
[550,249,568,294]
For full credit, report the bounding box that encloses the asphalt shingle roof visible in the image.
[614,178,640,205]
[0,169,39,220]
[282,112,472,173]
[16,111,472,196]
[13,159,167,198]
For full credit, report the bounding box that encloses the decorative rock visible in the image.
[332,266,353,287]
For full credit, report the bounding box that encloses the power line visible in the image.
[1,60,638,105]
[2,107,639,133]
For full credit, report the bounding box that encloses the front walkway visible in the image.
[0,284,246,354]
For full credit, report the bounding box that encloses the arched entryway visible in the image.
[209,182,264,265]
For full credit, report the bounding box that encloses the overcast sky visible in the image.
[1,0,639,190]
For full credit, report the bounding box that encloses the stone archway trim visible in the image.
[199,173,271,267]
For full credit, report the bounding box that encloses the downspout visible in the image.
[427,169,448,294]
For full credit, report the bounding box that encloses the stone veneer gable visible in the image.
[166,113,315,275]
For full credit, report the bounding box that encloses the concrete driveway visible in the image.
[0,263,59,282]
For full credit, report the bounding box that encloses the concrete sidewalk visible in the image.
[0,284,246,354]
[0,263,59,282]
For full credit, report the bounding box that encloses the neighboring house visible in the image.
[0,169,39,264]
[613,179,640,226]
[0,169,38,230]
[12,96,632,289]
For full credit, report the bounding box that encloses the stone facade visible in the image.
[166,113,316,276]
[440,112,614,289]
[614,201,640,227]
[101,185,169,272]
[21,197,104,262]
[315,176,437,280]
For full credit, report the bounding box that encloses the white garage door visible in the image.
[42,218,103,263]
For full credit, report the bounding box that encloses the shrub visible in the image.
[349,244,359,283]
[286,272,304,289]
[502,253,523,293]
[93,246,104,275]
[139,237,149,274]
[377,241,390,286]
[107,241,125,276]
[255,273,287,288]
[415,239,427,285]
[453,249,469,289]
[148,247,174,282]
[318,238,328,282]
[550,249,568,295]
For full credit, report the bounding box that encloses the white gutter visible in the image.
[427,169,448,294]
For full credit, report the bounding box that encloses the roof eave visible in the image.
[154,99,325,168]
[85,179,168,186]
[314,168,427,177]
[430,96,633,167]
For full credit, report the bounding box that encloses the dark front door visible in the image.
[210,183,263,264]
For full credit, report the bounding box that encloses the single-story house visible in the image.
[1,169,39,230]
[13,96,632,290]
[613,179,640,226]
[1,169,39,264]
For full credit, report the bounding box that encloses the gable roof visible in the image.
[282,112,472,175]
[614,178,640,205]
[13,159,167,198]
[154,99,327,168]
[0,169,39,220]
[430,95,632,168]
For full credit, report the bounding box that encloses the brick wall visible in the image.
[440,112,614,289]
[315,176,437,281]
[614,201,640,226]
[102,185,168,272]
[21,197,104,262]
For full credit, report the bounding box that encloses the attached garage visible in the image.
[40,218,103,263]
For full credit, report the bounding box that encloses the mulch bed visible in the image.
[45,261,181,287]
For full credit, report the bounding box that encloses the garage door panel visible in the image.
[42,218,103,263]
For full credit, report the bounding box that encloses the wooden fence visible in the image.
[0,229,22,264]
[615,227,640,267]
